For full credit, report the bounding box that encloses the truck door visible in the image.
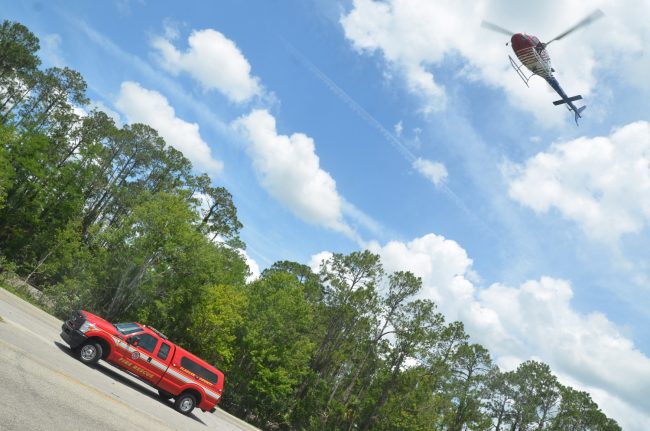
[155,342,185,396]
[123,333,166,385]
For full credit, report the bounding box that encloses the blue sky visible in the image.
[4,0,650,427]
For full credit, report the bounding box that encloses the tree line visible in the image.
[0,20,621,430]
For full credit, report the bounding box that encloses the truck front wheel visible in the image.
[78,341,103,365]
[174,392,196,415]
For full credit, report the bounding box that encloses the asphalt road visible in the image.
[0,287,259,431]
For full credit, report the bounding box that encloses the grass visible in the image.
[1,274,64,321]
[1,276,48,310]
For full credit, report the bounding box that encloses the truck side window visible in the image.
[158,342,171,361]
[133,333,158,353]
[180,357,218,384]
[114,322,142,335]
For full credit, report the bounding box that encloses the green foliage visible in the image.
[0,20,40,75]
[224,271,315,427]
[0,20,41,126]
[263,260,323,303]
[0,125,16,208]
[551,386,622,431]
[188,283,248,367]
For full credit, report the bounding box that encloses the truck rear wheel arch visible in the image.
[185,388,202,404]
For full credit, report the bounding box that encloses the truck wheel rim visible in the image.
[81,345,96,360]
[180,398,193,412]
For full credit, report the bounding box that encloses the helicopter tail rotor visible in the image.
[574,105,587,125]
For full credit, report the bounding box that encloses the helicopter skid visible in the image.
[508,55,533,87]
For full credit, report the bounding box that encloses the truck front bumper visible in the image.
[60,323,87,349]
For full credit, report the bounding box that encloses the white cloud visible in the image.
[340,0,650,125]
[40,33,64,67]
[367,234,478,312]
[352,232,650,430]
[556,379,650,431]
[89,101,122,125]
[507,121,650,242]
[162,17,182,41]
[71,100,121,128]
[152,28,262,103]
[309,251,333,273]
[233,109,354,237]
[243,250,261,283]
[413,157,448,186]
[341,0,449,115]
[115,81,223,174]
[394,120,403,136]
[479,277,650,429]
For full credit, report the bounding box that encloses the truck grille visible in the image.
[67,310,85,330]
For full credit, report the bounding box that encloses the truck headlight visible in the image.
[79,321,95,333]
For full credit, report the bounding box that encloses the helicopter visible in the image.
[482,10,604,125]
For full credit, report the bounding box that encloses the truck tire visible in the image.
[78,340,103,365]
[158,389,173,400]
[174,392,197,415]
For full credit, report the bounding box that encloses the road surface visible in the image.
[0,287,259,431]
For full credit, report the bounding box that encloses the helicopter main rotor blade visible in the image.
[545,9,604,46]
[481,20,515,37]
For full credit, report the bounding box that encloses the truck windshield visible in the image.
[114,322,142,335]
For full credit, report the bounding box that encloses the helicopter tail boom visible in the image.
[553,95,583,106]
[545,76,587,125]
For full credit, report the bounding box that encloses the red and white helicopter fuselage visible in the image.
[508,33,585,124]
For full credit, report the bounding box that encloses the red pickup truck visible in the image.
[60,310,223,415]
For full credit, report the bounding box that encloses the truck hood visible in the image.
[82,310,120,335]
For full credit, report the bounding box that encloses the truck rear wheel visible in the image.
[174,392,196,415]
[78,340,103,365]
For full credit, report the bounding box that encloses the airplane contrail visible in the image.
[285,42,417,164]
[283,41,481,223]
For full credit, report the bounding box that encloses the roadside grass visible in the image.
[1,274,53,313]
